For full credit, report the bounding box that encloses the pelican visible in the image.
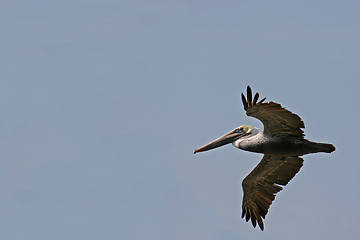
[194,86,335,231]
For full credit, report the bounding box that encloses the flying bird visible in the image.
[194,86,335,231]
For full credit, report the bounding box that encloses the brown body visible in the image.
[194,86,335,231]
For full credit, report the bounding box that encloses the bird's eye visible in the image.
[235,127,243,133]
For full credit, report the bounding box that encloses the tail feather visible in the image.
[315,142,336,153]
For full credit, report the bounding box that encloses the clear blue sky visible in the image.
[1,1,359,239]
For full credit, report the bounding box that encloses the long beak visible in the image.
[194,130,245,154]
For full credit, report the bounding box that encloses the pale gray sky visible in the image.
[0,1,359,239]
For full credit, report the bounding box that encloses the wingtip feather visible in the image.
[241,207,245,218]
[245,208,251,221]
[247,86,252,104]
[253,92,259,105]
[241,93,248,109]
[258,97,266,104]
[251,213,257,228]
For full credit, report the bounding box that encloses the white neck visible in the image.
[232,127,260,149]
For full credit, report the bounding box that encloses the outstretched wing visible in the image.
[241,155,304,231]
[241,86,305,137]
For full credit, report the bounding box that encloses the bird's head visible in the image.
[194,125,257,154]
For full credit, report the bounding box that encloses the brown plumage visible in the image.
[241,156,304,230]
[242,86,304,138]
[194,86,335,231]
